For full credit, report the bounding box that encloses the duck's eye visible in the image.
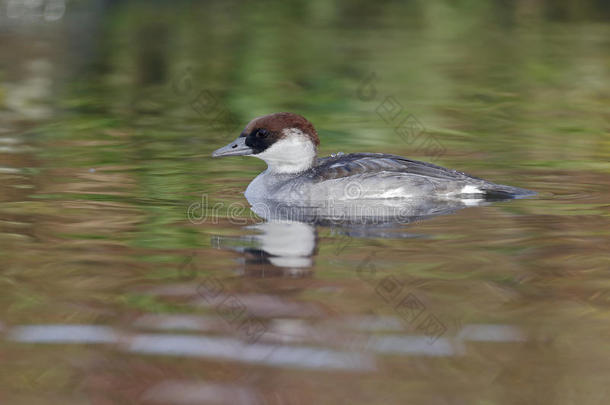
[256,129,268,138]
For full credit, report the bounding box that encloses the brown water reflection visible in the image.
[1,1,610,404]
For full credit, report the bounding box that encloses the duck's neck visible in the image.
[256,133,317,174]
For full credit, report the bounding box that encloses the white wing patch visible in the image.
[371,188,412,199]
[460,185,482,194]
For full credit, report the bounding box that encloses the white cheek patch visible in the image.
[255,128,317,173]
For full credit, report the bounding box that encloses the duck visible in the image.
[212,112,534,203]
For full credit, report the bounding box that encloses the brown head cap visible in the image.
[240,112,319,149]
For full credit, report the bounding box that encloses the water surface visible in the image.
[1,2,609,404]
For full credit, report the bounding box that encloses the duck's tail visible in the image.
[479,183,536,200]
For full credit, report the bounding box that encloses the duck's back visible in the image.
[310,153,478,181]
[300,153,532,200]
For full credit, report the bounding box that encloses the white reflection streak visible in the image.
[126,334,375,371]
[4,323,527,366]
[371,336,463,357]
[0,167,22,174]
[9,325,119,343]
[457,324,526,342]
[5,324,374,371]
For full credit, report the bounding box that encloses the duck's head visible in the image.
[212,112,319,173]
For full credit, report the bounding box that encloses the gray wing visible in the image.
[308,153,482,182]
[306,153,532,198]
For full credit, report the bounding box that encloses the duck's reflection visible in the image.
[212,220,316,277]
[213,197,493,274]
[244,221,316,270]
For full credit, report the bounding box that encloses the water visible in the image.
[1,1,609,404]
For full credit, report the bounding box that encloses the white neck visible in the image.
[254,128,317,174]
